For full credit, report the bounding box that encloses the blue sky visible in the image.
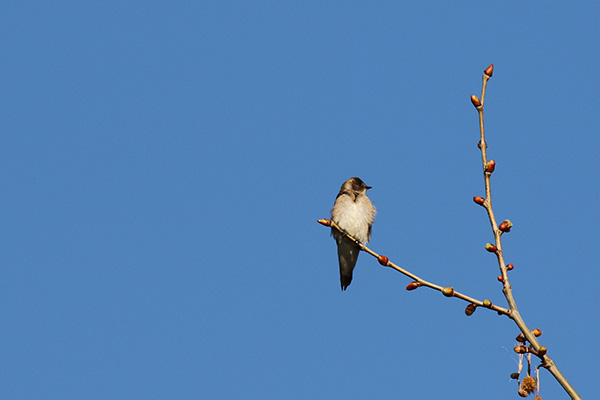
[1,1,598,399]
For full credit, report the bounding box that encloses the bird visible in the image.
[330,177,376,290]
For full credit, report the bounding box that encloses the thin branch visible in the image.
[317,218,511,316]
[473,65,581,400]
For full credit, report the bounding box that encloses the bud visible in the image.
[317,218,332,226]
[482,299,492,308]
[506,263,514,271]
[499,220,513,232]
[485,243,498,253]
[406,282,419,291]
[485,160,496,172]
[537,346,547,356]
[518,388,528,397]
[514,345,527,354]
[442,287,454,297]
[497,275,504,282]
[473,196,486,205]
[533,329,542,337]
[465,304,476,316]
[470,95,481,108]
[477,141,487,149]
[377,255,389,266]
[516,333,526,343]
[510,372,520,380]
[484,64,494,77]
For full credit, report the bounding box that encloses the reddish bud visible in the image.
[485,160,496,172]
[471,95,482,108]
[499,220,513,232]
[485,243,498,253]
[465,304,476,316]
[510,372,520,379]
[514,345,527,354]
[482,299,492,308]
[442,287,454,297]
[473,196,486,205]
[477,141,487,149]
[506,263,514,271]
[537,346,547,356]
[484,64,494,77]
[516,333,526,343]
[377,255,389,266]
[497,275,504,282]
[406,282,419,291]
[317,219,331,226]
[533,329,542,337]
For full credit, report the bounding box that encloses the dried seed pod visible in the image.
[521,376,537,393]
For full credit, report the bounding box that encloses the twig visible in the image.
[317,218,511,316]
[472,65,581,400]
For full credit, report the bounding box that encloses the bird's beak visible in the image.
[366,185,372,190]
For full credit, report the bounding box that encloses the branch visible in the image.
[317,218,511,316]
[472,65,581,400]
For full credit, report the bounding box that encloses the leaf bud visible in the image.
[485,243,498,253]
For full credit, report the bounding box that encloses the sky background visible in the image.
[1,1,598,399]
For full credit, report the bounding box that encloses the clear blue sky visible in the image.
[1,2,598,399]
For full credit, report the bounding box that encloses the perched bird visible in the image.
[331,177,376,290]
